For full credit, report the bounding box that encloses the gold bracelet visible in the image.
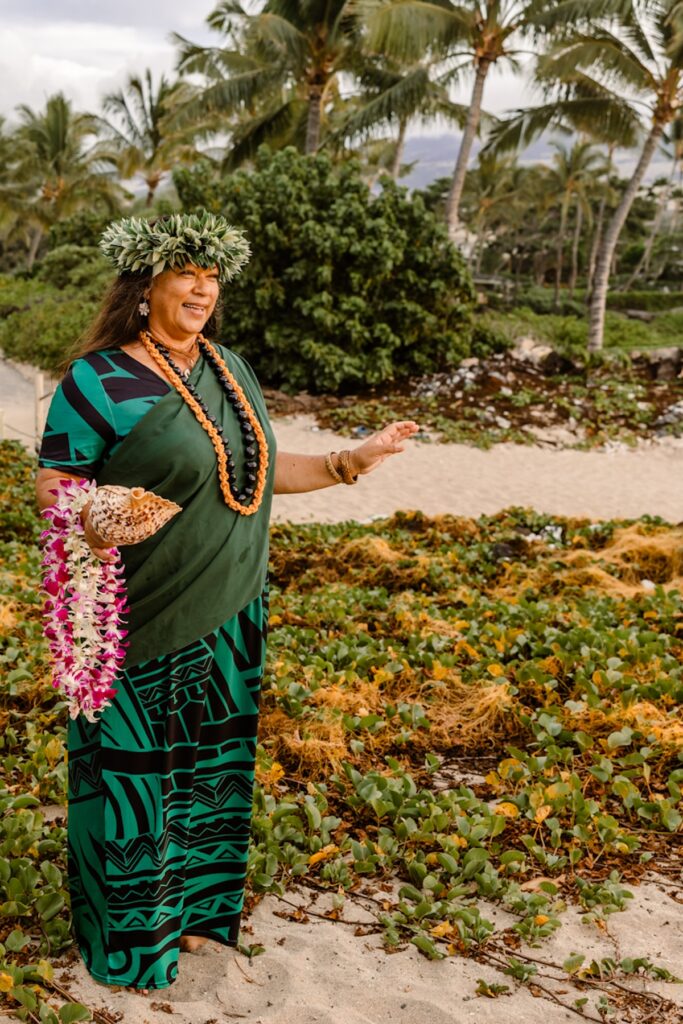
[338,449,359,485]
[324,452,343,484]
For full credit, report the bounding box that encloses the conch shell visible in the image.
[86,486,182,545]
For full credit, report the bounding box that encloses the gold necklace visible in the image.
[148,335,199,375]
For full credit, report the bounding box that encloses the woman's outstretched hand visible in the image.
[349,420,420,476]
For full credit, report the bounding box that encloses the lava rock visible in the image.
[631,346,683,381]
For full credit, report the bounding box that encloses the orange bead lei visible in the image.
[138,331,269,516]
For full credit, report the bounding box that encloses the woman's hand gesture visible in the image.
[349,420,420,476]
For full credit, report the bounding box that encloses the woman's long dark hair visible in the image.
[63,270,222,373]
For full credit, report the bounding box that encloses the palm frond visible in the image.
[357,0,468,64]
[222,96,305,170]
[244,12,309,68]
[539,31,657,93]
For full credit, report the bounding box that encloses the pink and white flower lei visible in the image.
[40,477,128,722]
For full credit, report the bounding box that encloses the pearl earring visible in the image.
[138,298,150,316]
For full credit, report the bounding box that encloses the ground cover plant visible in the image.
[0,440,681,1022]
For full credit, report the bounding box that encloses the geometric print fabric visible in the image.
[66,591,268,990]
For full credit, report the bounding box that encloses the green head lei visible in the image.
[99,210,251,282]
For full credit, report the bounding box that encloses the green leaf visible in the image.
[462,848,489,879]
[563,954,585,974]
[607,728,634,750]
[57,1003,92,1023]
[36,892,65,922]
[411,934,445,960]
[41,861,63,888]
[5,928,31,952]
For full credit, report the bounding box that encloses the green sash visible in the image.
[96,346,276,669]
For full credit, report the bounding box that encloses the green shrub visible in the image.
[46,210,115,251]
[572,289,683,312]
[469,320,512,357]
[35,244,112,293]
[0,275,38,319]
[512,286,585,318]
[174,147,477,393]
[481,305,683,360]
[0,286,97,371]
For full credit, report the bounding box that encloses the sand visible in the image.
[30,875,680,1024]
[271,416,683,524]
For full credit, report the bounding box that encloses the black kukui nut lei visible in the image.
[151,338,260,505]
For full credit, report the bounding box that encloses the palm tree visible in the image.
[0,118,34,249]
[622,118,683,288]
[360,1,574,240]
[12,93,125,268]
[100,70,201,205]
[172,0,362,162]
[505,2,683,350]
[460,151,521,270]
[333,55,468,178]
[544,140,604,305]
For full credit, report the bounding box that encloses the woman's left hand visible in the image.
[350,420,420,476]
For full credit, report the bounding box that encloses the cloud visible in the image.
[0,25,174,118]
[1,0,215,32]
[0,4,216,119]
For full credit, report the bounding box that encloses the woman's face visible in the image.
[147,263,220,341]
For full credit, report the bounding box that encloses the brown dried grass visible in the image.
[568,700,683,750]
[561,524,683,598]
[0,596,17,631]
[426,678,517,751]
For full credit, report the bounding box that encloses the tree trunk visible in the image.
[569,198,584,298]
[27,227,43,272]
[623,163,675,290]
[587,195,606,297]
[390,118,408,178]
[305,86,323,155]
[554,195,569,310]
[588,122,664,352]
[587,146,614,298]
[445,59,490,241]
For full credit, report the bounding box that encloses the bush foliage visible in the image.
[175,148,478,393]
[0,248,112,372]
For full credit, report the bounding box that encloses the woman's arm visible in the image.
[273,420,419,495]
[35,468,117,562]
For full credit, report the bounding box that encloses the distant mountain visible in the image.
[398,132,673,191]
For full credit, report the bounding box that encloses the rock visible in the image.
[526,424,583,447]
[654,400,683,428]
[460,357,480,368]
[624,309,656,322]
[630,346,683,381]
[495,416,511,429]
[511,337,579,375]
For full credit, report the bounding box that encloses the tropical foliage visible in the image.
[174,147,479,392]
[2,2,683,355]
[99,70,201,205]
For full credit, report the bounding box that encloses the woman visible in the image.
[35,211,417,994]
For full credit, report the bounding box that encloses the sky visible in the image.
[0,0,532,124]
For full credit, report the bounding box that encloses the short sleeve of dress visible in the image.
[38,357,117,479]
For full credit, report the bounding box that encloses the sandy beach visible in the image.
[31,874,680,1024]
[271,416,683,524]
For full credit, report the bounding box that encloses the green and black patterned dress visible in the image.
[39,345,276,990]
